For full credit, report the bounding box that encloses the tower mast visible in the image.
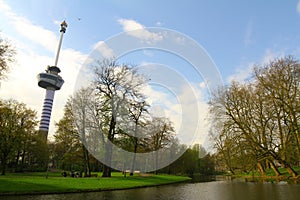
[37,21,67,141]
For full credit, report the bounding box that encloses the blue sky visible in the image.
[2,0,300,81]
[1,0,300,144]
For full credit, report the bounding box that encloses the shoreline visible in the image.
[230,174,300,183]
[1,174,300,196]
[0,173,191,196]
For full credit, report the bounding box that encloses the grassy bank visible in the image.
[0,172,191,195]
[233,166,300,177]
[230,167,300,183]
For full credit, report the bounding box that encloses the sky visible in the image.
[0,0,300,147]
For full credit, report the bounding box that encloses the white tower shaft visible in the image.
[39,90,55,132]
[38,21,67,140]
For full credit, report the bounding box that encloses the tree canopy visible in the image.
[210,56,300,177]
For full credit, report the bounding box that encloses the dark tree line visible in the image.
[159,144,215,176]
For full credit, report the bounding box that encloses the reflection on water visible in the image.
[1,177,300,200]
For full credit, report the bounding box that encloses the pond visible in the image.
[2,177,300,200]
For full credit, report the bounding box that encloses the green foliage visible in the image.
[53,99,83,171]
[0,99,39,174]
[159,144,215,176]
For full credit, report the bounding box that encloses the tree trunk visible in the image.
[21,150,26,172]
[286,166,298,178]
[278,159,298,177]
[86,151,91,176]
[83,146,91,177]
[102,164,111,177]
[15,150,20,167]
[1,155,8,175]
[130,138,138,176]
[102,151,112,177]
[1,165,6,175]
[155,150,158,175]
[257,162,265,176]
[102,141,112,177]
[293,134,300,166]
[268,160,281,176]
[101,115,115,178]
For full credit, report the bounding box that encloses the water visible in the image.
[1,178,300,200]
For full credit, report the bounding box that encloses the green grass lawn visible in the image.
[0,172,191,195]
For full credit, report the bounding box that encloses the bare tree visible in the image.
[209,56,299,177]
[70,87,96,177]
[146,117,175,174]
[0,36,15,81]
[128,100,149,176]
[254,56,299,176]
[93,59,146,177]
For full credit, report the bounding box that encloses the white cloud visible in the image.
[53,20,61,25]
[143,50,154,57]
[175,36,186,45]
[0,0,11,13]
[156,21,163,26]
[93,41,115,58]
[297,0,300,14]
[0,1,58,52]
[135,62,211,146]
[261,48,284,65]
[199,81,206,89]
[0,38,87,140]
[176,83,209,145]
[118,18,144,31]
[142,80,209,146]
[0,1,87,140]
[0,2,210,145]
[227,49,286,84]
[118,18,163,43]
[227,63,254,83]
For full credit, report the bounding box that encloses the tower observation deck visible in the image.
[37,21,67,141]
